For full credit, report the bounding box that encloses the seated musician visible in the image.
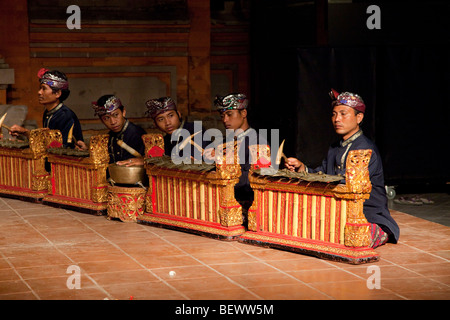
[89,95,146,167]
[285,90,399,248]
[145,97,205,162]
[214,93,271,222]
[9,68,85,149]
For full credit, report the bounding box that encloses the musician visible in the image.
[9,68,84,148]
[285,90,399,248]
[214,93,271,219]
[145,97,204,162]
[90,95,146,167]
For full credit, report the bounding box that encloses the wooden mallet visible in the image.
[117,140,142,158]
[67,123,76,144]
[275,139,288,165]
[0,113,13,133]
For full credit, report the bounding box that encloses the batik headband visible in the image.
[214,93,248,112]
[92,96,123,116]
[330,89,366,113]
[37,68,69,90]
[145,97,177,119]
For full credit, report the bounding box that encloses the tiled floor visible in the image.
[0,195,449,300]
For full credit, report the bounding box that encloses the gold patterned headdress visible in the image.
[37,68,69,90]
[92,96,123,116]
[330,89,366,113]
[145,97,177,119]
[214,93,248,112]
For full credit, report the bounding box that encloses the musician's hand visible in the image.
[116,157,144,167]
[203,147,215,162]
[75,140,88,151]
[9,125,29,137]
[285,157,306,172]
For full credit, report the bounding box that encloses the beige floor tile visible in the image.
[1,196,449,300]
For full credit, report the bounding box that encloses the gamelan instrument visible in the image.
[139,134,379,263]
[138,133,247,240]
[240,149,379,264]
[0,127,381,264]
[0,128,60,201]
[106,163,147,222]
[43,134,109,215]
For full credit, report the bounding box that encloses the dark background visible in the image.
[249,0,449,189]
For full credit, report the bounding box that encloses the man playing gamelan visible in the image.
[214,93,271,220]
[145,97,205,162]
[285,90,399,248]
[89,94,146,167]
[9,68,84,149]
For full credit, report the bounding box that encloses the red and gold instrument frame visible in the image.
[138,133,246,240]
[43,134,109,215]
[241,149,379,264]
[0,128,60,202]
[0,129,381,264]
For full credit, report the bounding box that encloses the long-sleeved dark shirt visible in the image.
[108,120,146,163]
[43,103,84,147]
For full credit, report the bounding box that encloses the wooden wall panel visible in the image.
[211,24,250,101]
[28,19,191,126]
[0,1,250,127]
[0,0,34,118]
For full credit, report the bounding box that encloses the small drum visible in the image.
[107,185,147,222]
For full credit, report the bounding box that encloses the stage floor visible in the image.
[0,194,449,300]
[389,192,450,227]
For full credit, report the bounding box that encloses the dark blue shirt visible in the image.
[43,103,84,147]
[108,120,146,163]
[164,121,206,162]
[308,131,400,242]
